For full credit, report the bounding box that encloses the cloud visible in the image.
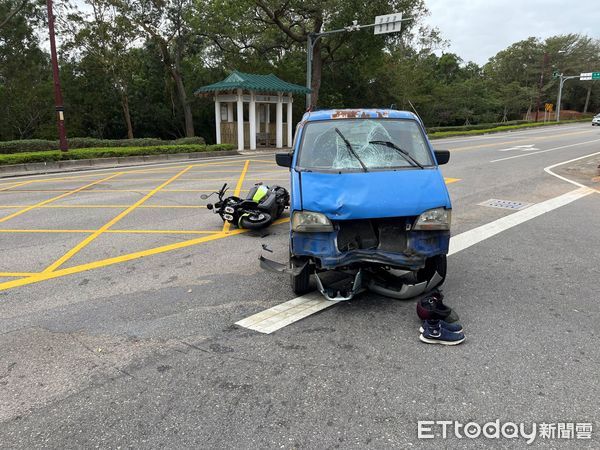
[422,0,600,65]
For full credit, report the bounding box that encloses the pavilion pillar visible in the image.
[276,92,283,148]
[266,105,270,137]
[286,94,293,147]
[249,92,257,150]
[214,97,221,144]
[256,104,261,133]
[236,88,244,151]
[227,102,234,122]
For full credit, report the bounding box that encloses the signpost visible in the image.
[579,72,600,81]
[305,13,410,108]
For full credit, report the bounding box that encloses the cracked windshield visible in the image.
[298,119,434,170]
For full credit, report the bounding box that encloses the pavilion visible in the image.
[195,71,310,151]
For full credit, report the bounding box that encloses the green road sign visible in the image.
[580,72,600,80]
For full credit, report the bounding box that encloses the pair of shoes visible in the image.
[416,289,460,323]
[419,319,463,334]
[419,320,465,345]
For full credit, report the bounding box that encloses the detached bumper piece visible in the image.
[314,270,364,302]
[368,271,443,299]
[259,254,307,276]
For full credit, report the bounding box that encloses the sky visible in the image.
[422,0,600,65]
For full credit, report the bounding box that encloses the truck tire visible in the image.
[417,255,447,288]
[290,255,311,295]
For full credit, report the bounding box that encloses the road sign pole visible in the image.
[305,14,411,109]
[556,76,563,122]
[306,35,313,108]
[555,73,579,122]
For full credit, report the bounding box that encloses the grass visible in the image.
[0,144,236,166]
[428,119,591,139]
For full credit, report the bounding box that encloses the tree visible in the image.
[109,0,199,137]
[64,0,138,138]
[201,0,435,109]
[0,0,54,140]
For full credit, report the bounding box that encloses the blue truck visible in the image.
[261,109,452,301]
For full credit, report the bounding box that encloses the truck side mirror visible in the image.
[276,152,293,168]
[434,150,450,165]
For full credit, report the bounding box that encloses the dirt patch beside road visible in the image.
[554,155,600,191]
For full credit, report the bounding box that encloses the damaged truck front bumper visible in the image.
[291,228,449,271]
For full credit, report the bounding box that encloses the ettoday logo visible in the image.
[417,420,593,444]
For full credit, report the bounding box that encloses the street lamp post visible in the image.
[305,14,411,109]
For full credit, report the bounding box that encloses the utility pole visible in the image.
[534,52,549,122]
[46,0,68,151]
[306,14,410,109]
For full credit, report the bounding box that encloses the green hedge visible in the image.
[426,120,529,133]
[0,144,236,166]
[0,136,206,154]
[428,118,592,139]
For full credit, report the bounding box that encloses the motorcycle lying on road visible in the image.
[201,183,290,230]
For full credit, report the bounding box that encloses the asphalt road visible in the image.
[0,123,599,448]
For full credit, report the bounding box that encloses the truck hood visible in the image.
[298,169,451,220]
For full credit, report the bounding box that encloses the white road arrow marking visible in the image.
[498,144,539,152]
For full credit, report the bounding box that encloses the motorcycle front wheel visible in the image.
[238,211,272,230]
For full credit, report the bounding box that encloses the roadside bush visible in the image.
[428,118,591,139]
[426,120,528,133]
[173,137,206,145]
[0,136,206,154]
[0,143,235,166]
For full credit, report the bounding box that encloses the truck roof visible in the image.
[302,109,418,122]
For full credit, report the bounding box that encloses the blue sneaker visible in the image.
[419,320,463,334]
[419,320,465,345]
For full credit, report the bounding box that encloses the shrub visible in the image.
[0,143,235,166]
[0,136,206,154]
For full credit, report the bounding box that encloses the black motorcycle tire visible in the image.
[238,211,272,230]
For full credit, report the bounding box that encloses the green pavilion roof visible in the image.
[195,71,310,95]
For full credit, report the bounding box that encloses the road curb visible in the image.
[0,150,240,178]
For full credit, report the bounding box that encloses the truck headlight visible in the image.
[292,211,333,232]
[413,208,451,230]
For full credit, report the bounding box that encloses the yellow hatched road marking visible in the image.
[0,229,219,235]
[0,180,37,192]
[0,204,205,209]
[41,166,193,273]
[0,217,290,292]
[0,188,217,193]
[444,177,461,184]
[0,173,123,223]
[0,158,253,187]
[222,160,250,233]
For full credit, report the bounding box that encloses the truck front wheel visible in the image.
[290,254,311,295]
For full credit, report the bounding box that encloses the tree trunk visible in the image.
[156,39,195,137]
[583,84,592,113]
[121,91,134,139]
[171,66,195,137]
[172,48,194,137]
[310,41,322,109]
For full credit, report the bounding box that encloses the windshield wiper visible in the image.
[335,128,368,172]
[369,140,424,169]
